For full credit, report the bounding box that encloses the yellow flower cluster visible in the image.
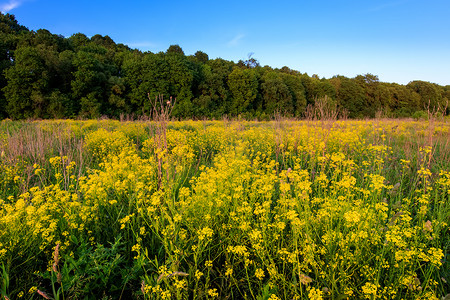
[0,118,448,299]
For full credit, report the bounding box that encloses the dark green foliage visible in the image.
[0,12,448,120]
[335,77,366,118]
[261,71,293,115]
[190,58,234,118]
[71,47,109,117]
[123,52,171,115]
[0,13,28,34]
[388,83,422,117]
[279,72,307,116]
[40,237,138,299]
[300,75,337,113]
[407,80,445,110]
[193,50,209,63]
[0,14,29,118]
[166,44,185,55]
[165,51,195,118]
[354,74,381,117]
[68,33,90,50]
[3,46,48,119]
[228,67,259,116]
[90,34,117,49]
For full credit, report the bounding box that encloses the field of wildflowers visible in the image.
[0,117,449,299]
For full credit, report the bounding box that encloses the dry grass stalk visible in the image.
[157,271,189,282]
[52,242,62,284]
[304,95,347,157]
[304,95,349,122]
[299,273,313,285]
[149,94,175,189]
[2,122,85,192]
[141,280,145,295]
[423,99,449,170]
[37,289,52,299]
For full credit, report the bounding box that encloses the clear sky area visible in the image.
[1,0,449,86]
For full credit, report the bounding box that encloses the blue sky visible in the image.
[1,0,449,86]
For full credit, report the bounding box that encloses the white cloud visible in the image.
[227,34,245,47]
[0,0,22,13]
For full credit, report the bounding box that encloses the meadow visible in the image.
[0,116,449,299]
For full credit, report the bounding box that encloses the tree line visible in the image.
[1,13,449,120]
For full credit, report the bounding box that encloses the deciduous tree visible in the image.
[227,67,259,116]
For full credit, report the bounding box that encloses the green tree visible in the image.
[442,85,450,115]
[3,12,450,120]
[191,63,213,117]
[68,33,90,51]
[71,45,111,118]
[279,73,307,116]
[29,29,70,52]
[91,34,117,50]
[3,46,49,118]
[165,52,195,118]
[2,25,76,119]
[124,49,195,118]
[301,74,336,105]
[354,74,381,117]
[47,90,71,118]
[227,67,259,116]
[193,51,209,64]
[123,52,170,115]
[166,44,185,55]
[388,83,421,117]
[106,76,128,117]
[406,80,444,111]
[335,77,366,118]
[375,83,393,116]
[71,40,123,117]
[0,13,28,33]
[261,71,293,115]
[192,58,234,117]
[237,53,260,69]
[278,66,301,75]
[0,13,29,118]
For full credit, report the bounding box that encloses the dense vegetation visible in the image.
[1,13,449,121]
[0,118,449,299]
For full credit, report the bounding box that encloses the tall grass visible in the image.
[0,117,448,299]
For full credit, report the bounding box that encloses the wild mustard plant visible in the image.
[0,119,448,299]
